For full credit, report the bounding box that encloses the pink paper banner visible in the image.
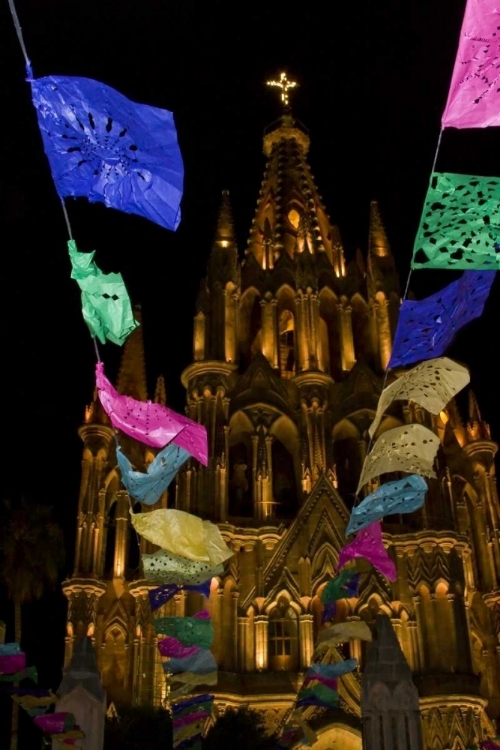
[442,0,500,128]
[338,522,397,581]
[34,712,74,734]
[96,363,208,464]
[0,653,26,674]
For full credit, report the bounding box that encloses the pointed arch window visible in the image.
[268,597,298,670]
[279,310,296,379]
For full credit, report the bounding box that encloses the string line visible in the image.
[359,126,446,496]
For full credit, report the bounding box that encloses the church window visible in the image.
[228,441,252,517]
[287,208,301,229]
[268,598,298,670]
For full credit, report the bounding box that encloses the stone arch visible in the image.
[318,287,341,377]
[358,594,392,622]
[332,418,362,500]
[351,293,372,364]
[239,287,261,365]
[270,415,301,518]
[306,723,362,749]
[228,410,254,517]
[101,621,129,702]
[311,543,340,588]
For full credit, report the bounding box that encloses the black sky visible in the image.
[1,0,499,696]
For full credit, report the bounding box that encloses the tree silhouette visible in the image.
[0,498,65,750]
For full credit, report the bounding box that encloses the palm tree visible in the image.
[0,498,65,750]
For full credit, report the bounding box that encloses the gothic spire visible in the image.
[213,189,237,248]
[369,200,392,258]
[154,375,166,406]
[244,108,345,276]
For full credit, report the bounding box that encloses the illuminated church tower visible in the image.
[63,76,500,748]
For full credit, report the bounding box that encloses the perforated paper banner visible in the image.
[34,713,74,734]
[31,75,183,231]
[68,240,138,346]
[164,649,217,676]
[117,443,190,505]
[357,424,439,494]
[316,620,372,647]
[389,270,495,368]
[305,660,357,682]
[338,522,397,581]
[157,637,200,659]
[172,694,213,713]
[171,671,218,687]
[347,475,427,536]
[154,612,214,649]
[142,549,224,585]
[321,569,360,605]
[296,682,339,709]
[0,644,20,656]
[131,508,233,565]
[96,363,208,464]
[0,653,26,674]
[442,0,500,129]
[369,358,469,437]
[149,580,211,611]
[411,173,500,270]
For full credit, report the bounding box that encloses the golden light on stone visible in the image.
[266,71,298,108]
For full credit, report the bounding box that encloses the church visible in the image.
[61,82,500,748]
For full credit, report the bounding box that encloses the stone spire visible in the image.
[213,189,237,247]
[361,614,423,750]
[466,390,491,442]
[116,305,147,401]
[154,375,166,405]
[369,201,391,258]
[245,113,346,276]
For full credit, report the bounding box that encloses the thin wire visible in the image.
[93,337,101,363]
[61,199,74,240]
[8,0,77,262]
[7,0,31,69]
[358,126,446,497]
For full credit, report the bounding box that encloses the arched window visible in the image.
[279,310,296,379]
[228,440,252,517]
[268,597,299,670]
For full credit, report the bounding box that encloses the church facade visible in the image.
[62,110,500,749]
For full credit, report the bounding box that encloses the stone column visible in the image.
[113,491,130,579]
[255,615,269,670]
[375,297,392,371]
[224,290,238,364]
[299,614,314,669]
[238,616,249,672]
[337,300,356,371]
[295,294,308,371]
[261,296,277,368]
[193,311,206,361]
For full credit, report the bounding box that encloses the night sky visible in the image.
[1,0,499,705]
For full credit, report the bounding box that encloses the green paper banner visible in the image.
[68,240,139,346]
[411,173,500,270]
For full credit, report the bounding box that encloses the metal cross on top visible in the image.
[266,71,299,109]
